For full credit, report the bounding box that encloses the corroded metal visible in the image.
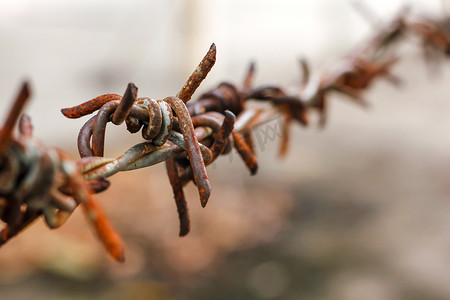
[1,8,448,261]
[0,83,124,263]
[64,10,449,240]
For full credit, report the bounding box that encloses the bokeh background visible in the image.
[0,0,449,299]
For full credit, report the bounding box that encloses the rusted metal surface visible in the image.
[0,82,30,155]
[0,8,449,262]
[165,157,189,237]
[0,84,124,262]
[165,96,211,207]
[112,83,138,125]
[62,45,219,210]
[81,192,125,262]
[232,131,258,175]
[63,9,449,241]
[61,94,122,119]
[208,110,235,159]
[177,43,217,104]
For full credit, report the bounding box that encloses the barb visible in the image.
[165,158,189,237]
[112,83,138,125]
[0,82,30,155]
[177,43,217,104]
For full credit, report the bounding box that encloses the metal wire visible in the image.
[0,8,449,261]
[0,83,124,262]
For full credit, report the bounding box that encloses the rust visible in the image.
[232,131,258,175]
[278,107,292,158]
[78,116,96,157]
[0,210,39,246]
[61,94,122,119]
[177,43,217,104]
[242,130,255,155]
[209,110,235,159]
[164,96,211,207]
[87,178,111,193]
[112,83,138,125]
[63,45,221,216]
[136,98,162,141]
[0,82,30,155]
[0,84,125,262]
[82,193,125,262]
[165,158,190,237]
[92,101,120,156]
[191,82,244,116]
[2,6,444,259]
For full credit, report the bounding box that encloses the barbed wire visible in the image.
[0,83,125,262]
[0,7,449,262]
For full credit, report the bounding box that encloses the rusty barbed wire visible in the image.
[0,82,125,262]
[63,44,218,208]
[0,7,449,262]
[62,8,449,242]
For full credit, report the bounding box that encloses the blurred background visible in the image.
[0,0,449,299]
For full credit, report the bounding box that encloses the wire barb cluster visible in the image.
[0,83,125,262]
[0,7,449,262]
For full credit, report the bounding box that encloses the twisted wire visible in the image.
[0,8,448,261]
[0,83,124,262]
